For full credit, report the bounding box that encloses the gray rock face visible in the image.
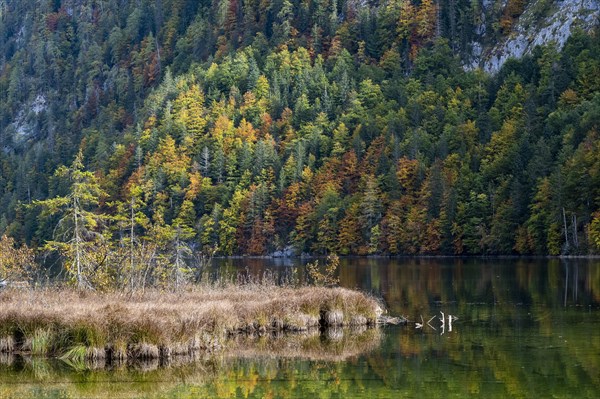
[469,0,600,73]
[271,246,296,258]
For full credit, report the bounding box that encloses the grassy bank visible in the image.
[0,286,382,363]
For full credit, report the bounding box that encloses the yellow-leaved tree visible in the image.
[174,83,207,154]
[0,235,37,285]
[590,212,600,251]
[33,150,110,289]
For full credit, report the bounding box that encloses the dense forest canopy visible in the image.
[0,0,600,270]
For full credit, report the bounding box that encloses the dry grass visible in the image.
[0,285,383,361]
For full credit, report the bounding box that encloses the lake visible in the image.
[1,258,599,398]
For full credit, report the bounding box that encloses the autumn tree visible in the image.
[0,235,37,284]
[590,212,600,251]
[34,150,109,289]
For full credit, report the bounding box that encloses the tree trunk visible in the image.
[74,196,83,289]
[562,207,569,251]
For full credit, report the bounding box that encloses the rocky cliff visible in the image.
[470,0,599,72]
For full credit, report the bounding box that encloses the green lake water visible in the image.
[1,258,599,398]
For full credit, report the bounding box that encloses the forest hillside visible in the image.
[1,0,600,262]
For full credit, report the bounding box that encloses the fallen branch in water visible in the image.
[414,313,459,334]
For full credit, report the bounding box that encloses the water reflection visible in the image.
[0,328,381,399]
[212,257,600,311]
[1,258,599,398]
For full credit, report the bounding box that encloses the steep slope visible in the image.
[0,0,599,259]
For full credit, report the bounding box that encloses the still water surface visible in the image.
[1,258,599,398]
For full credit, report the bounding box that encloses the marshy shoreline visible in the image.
[0,286,386,365]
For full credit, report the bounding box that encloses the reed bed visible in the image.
[0,285,382,362]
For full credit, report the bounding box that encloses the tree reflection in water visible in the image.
[1,258,599,398]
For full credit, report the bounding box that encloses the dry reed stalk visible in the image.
[0,336,15,353]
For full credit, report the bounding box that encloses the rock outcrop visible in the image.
[469,0,599,73]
